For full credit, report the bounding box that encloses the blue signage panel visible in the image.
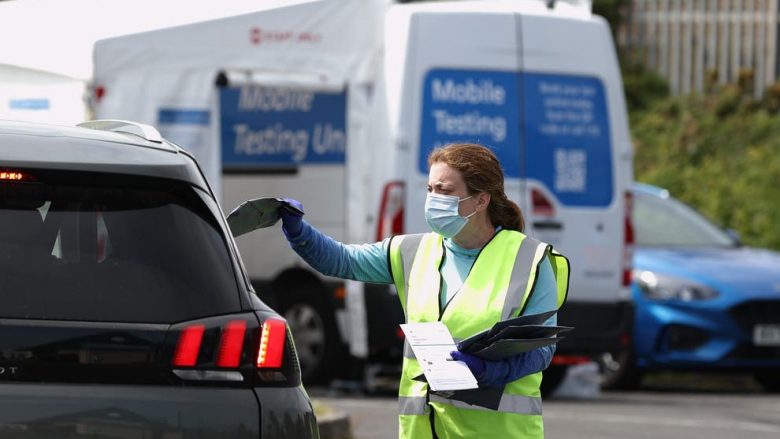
[523,73,613,207]
[419,69,521,178]
[418,69,613,207]
[220,86,347,168]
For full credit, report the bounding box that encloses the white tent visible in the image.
[93,0,388,195]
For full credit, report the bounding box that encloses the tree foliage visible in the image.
[629,71,780,250]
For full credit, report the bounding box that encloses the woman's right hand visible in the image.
[279,198,305,239]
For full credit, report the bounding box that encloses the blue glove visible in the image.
[279,198,305,239]
[450,350,486,379]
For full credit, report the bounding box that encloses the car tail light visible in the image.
[377,181,405,241]
[623,191,635,287]
[257,318,286,368]
[531,187,555,217]
[173,324,205,367]
[169,314,299,386]
[216,320,247,368]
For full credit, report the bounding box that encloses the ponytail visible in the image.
[489,192,525,232]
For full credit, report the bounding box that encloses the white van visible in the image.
[92,0,633,393]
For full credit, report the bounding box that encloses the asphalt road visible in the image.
[313,389,780,439]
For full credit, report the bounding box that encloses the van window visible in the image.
[0,171,241,323]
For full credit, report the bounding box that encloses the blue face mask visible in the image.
[425,193,476,238]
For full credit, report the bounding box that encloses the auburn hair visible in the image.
[428,143,524,232]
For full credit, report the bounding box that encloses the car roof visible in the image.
[0,119,210,191]
[631,182,670,199]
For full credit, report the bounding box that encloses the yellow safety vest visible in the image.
[388,230,569,439]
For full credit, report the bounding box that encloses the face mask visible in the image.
[425,193,476,238]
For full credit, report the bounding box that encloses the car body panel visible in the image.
[0,120,209,192]
[0,384,260,437]
[632,184,780,371]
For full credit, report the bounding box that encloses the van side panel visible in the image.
[521,13,633,352]
[521,14,629,303]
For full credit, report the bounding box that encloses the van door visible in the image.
[520,11,633,356]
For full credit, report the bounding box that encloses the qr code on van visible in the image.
[554,148,586,192]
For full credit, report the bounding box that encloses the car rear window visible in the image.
[0,170,241,323]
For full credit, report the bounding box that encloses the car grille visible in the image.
[729,300,780,332]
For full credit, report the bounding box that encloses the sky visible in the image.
[0,0,311,80]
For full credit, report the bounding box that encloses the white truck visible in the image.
[92,0,633,393]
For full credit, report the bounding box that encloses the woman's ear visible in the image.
[477,192,491,211]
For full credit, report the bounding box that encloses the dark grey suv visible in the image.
[0,119,319,438]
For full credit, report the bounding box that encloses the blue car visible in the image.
[602,183,780,391]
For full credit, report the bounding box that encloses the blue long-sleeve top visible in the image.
[285,220,558,387]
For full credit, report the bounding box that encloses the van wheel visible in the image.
[598,350,642,390]
[541,365,567,397]
[275,278,344,385]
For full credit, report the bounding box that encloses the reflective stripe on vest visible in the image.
[429,393,543,416]
[389,233,425,317]
[501,235,547,319]
[399,396,428,415]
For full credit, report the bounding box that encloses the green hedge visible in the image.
[629,73,780,250]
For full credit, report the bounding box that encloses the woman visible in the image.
[279,143,569,438]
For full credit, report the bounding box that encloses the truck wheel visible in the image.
[275,277,344,385]
[541,365,567,397]
[598,350,642,390]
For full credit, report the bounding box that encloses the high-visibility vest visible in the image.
[388,229,569,439]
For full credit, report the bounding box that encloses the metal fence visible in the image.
[619,0,780,97]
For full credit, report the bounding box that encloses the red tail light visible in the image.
[531,187,555,217]
[623,191,635,287]
[173,324,205,367]
[377,181,405,241]
[0,170,29,182]
[216,320,247,368]
[257,318,286,369]
[170,315,299,385]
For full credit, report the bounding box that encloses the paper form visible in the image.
[400,322,479,391]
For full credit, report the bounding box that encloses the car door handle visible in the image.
[533,221,563,231]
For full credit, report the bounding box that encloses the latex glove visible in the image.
[279,198,305,239]
[450,350,486,379]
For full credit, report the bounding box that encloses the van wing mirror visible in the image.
[227,197,287,237]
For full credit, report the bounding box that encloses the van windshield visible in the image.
[633,191,735,248]
[0,170,241,323]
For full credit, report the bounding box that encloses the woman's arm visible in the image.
[286,220,394,284]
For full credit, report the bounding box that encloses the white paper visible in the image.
[400,322,479,391]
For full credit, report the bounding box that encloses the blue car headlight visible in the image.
[634,270,720,301]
